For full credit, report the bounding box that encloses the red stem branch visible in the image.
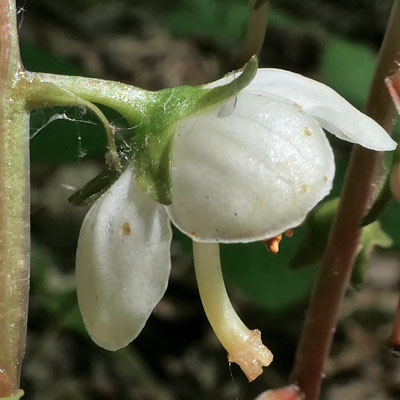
[290,2,400,399]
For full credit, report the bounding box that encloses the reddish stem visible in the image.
[388,294,400,352]
[290,2,400,400]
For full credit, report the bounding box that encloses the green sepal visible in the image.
[124,56,258,204]
[291,197,393,290]
[68,168,120,206]
[0,390,24,400]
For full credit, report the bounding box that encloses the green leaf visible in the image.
[380,200,400,249]
[221,232,315,313]
[290,198,339,269]
[20,41,85,76]
[351,222,392,290]
[166,0,248,44]
[172,227,314,313]
[292,197,392,290]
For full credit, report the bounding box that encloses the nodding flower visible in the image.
[75,68,396,381]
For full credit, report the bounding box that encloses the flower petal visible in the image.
[168,93,334,243]
[206,68,396,151]
[76,168,172,350]
[246,69,396,151]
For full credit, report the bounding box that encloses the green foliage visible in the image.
[321,37,376,108]
[31,242,87,337]
[380,201,400,249]
[174,228,315,313]
[220,236,316,313]
[30,108,108,163]
[166,0,248,44]
[291,198,393,291]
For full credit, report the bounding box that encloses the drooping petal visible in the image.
[168,93,334,243]
[76,168,172,350]
[246,69,396,151]
[206,68,396,151]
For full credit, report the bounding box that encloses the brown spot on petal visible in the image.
[121,221,131,236]
[300,184,308,193]
[304,128,312,136]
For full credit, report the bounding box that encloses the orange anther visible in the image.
[263,234,282,253]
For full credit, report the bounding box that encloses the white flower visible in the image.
[75,68,395,380]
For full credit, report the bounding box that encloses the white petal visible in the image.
[76,168,172,350]
[168,93,334,243]
[206,69,396,151]
[245,69,396,151]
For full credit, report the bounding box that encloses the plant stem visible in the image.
[388,294,400,352]
[234,0,269,68]
[0,0,30,396]
[290,2,400,399]
[22,71,148,123]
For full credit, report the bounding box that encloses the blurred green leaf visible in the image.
[220,233,315,313]
[45,290,87,336]
[166,0,248,43]
[380,201,400,249]
[321,37,376,108]
[20,41,85,76]
[30,107,108,163]
[351,220,392,290]
[31,242,88,337]
[291,197,392,290]
[173,227,314,312]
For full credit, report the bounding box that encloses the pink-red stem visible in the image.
[290,2,400,400]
